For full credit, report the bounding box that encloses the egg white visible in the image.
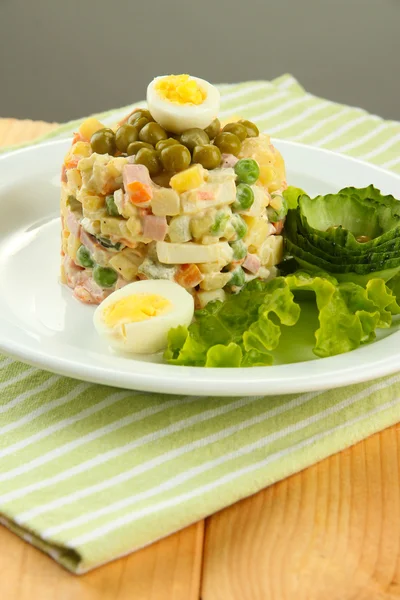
[93,280,194,354]
[147,75,220,134]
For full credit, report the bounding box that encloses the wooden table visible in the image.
[1,119,400,600]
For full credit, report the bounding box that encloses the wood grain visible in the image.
[202,425,400,600]
[0,521,204,600]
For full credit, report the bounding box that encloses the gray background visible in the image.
[0,0,399,122]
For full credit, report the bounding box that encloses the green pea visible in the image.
[128,116,150,132]
[230,240,248,260]
[105,194,120,217]
[180,128,209,152]
[239,120,259,137]
[222,122,248,142]
[204,118,221,140]
[155,138,180,152]
[214,132,241,156]
[267,195,288,222]
[128,109,154,125]
[90,128,116,155]
[139,122,168,146]
[93,265,118,288]
[229,267,246,287]
[234,158,260,185]
[127,141,153,156]
[211,211,230,236]
[76,245,94,268]
[192,144,222,170]
[134,148,162,177]
[160,144,191,172]
[115,124,139,153]
[231,214,248,240]
[233,183,254,211]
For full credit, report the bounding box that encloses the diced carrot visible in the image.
[64,158,80,170]
[127,181,153,205]
[119,238,138,249]
[175,264,203,288]
[72,132,83,144]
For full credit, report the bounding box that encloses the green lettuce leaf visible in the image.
[205,343,243,367]
[164,271,400,367]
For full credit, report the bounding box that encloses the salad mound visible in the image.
[60,74,287,308]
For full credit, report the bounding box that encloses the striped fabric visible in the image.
[1,75,400,573]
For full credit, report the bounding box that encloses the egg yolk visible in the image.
[155,74,206,105]
[103,294,172,326]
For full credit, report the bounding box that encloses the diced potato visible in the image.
[62,230,70,254]
[258,235,283,267]
[200,271,231,291]
[127,216,142,238]
[71,141,92,158]
[120,248,146,266]
[198,260,229,274]
[190,212,215,240]
[151,188,180,217]
[60,263,67,284]
[170,164,205,194]
[168,215,192,243]
[201,236,220,245]
[66,168,82,194]
[107,157,128,179]
[80,194,105,213]
[67,233,81,262]
[109,253,139,280]
[100,217,125,237]
[78,117,105,141]
[197,289,226,308]
[243,215,271,249]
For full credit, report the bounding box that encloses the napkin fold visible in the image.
[1,74,400,573]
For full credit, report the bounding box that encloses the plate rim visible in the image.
[1,137,400,396]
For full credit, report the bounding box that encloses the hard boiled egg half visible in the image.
[147,74,220,134]
[93,280,194,354]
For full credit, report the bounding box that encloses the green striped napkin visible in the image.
[1,75,400,573]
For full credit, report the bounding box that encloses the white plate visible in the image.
[1,139,400,396]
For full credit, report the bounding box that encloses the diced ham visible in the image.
[61,165,67,183]
[123,164,153,192]
[221,154,239,168]
[63,254,112,305]
[66,210,81,237]
[142,215,168,241]
[80,229,100,255]
[243,253,261,274]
